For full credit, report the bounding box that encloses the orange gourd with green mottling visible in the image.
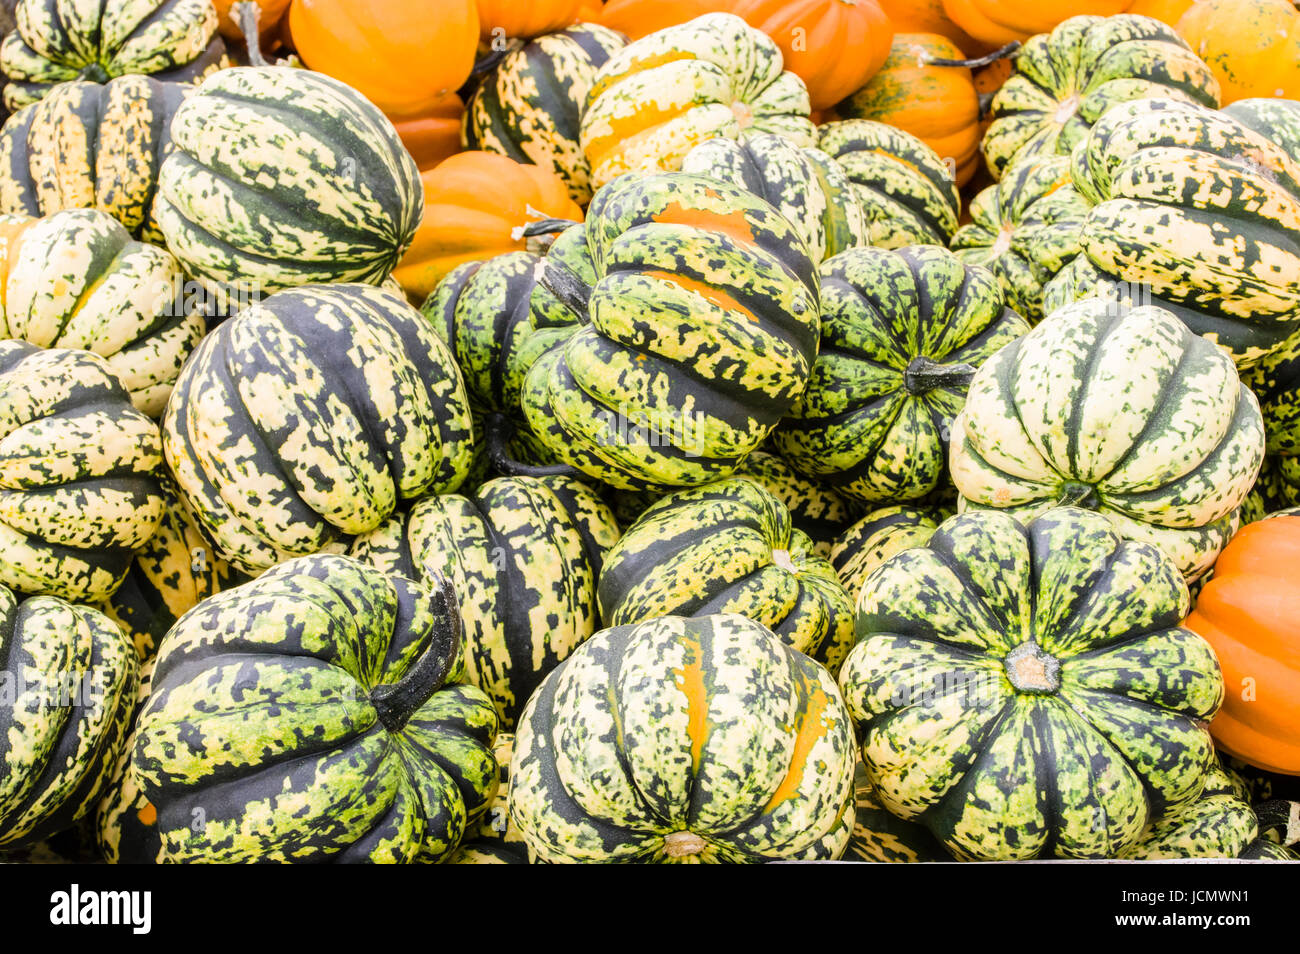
[1177,0,1300,103]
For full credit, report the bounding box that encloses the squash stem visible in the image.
[902,356,977,395]
[485,412,586,480]
[370,574,460,732]
[232,1,269,67]
[925,40,1020,70]
[517,218,581,239]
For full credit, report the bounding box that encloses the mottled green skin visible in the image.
[951,300,1265,582]
[1225,98,1300,163]
[1121,763,1262,860]
[521,172,821,492]
[680,134,868,263]
[155,66,422,297]
[93,656,159,864]
[162,283,475,575]
[0,584,138,849]
[0,0,225,111]
[839,508,1224,861]
[983,14,1219,180]
[831,504,946,608]
[1054,97,1300,368]
[350,475,621,730]
[132,555,500,863]
[0,208,203,416]
[0,341,164,602]
[598,478,855,673]
[775,245,1029,505]
[463,24,625,204]
[509,613,856,863]
[446,733,530,864]
[950,156,1089,322]
[845,762,950,863]
[735,451,860,559]
[0,75,190,242]
[818,120,960,249]
[1242,329,1300,507]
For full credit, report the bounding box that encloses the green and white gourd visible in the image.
[831,504,946,607]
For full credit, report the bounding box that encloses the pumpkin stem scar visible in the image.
[771,548,797,573]
[370,573,460,731]
[664,830,707,858]
[78,63,110,84]
[902,356,977,396]
[1056,480,1100,510]
[1004,642,1061,694]
[1053,94,1081,126]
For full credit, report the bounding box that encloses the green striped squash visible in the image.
[817,119,960,249]
[0,583,138,849]
[446,733,529,864]
[951,299,1266,582]
[597,478,855,673]
[1224,98,1300,161]
[734,450,859,559]
[579,13,816,190]
[0,0,226,112]
[831,504,946,607]
[1052,97,1300,368]
[0,75,190,242]
[773,245,1029,505]
[0,208,203,416]
[950,155,1089,322]
[845,763,950,863]
[509,613,856,863]
[93,657,159,864]
[840,507,1224,861]
[463,24,625,204]
[1243,331,1300,509]
[350,474,621,729]
[155,66,422,297]
[520,172,820,492]
[982,14,1220,180]
[0,342,164,602]
[131,554,500,863]
[680,134,868,263]
[162,283,475,576]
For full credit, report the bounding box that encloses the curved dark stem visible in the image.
[232,1,268,67]
[369,574,460,731]
[903,356,977,396]
[925,40,1020,70]
[517,218,581,239]
[538,260,592,319]
[485,412,585,480]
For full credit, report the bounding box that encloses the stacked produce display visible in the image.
[0,0,1298,865]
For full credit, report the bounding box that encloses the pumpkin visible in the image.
[446,733,529,864]
[476,0,583,42]
[161,283,475,576]
[579,13,817,190]
[0,208,204,417]
[950,155,1089,321]
[878,0,985,52]
[1184,513,1300,775]
[520,172,820,492]
[0,0,226,112]
[154,65,423,297]
[394,92,465,172]
[462,24,625,203]
[831,504,946,606]
[1177,0,1300,104]
[509,613,857,862]
[982,14,1220,180]
[950,299,1265,582]
[286,0,478,120]
[734,450,859,559]
[723,0,895,112]
[840,507,1224,860]
[0,342,164,603]
[940,0,1133,47]
[93,658,160,864]
[0,75,191,243]
[597,478,856,672]
[215,0,291,45]
[596,0,717,38]
[1224,97,1300,161]
[0,584,138,849]
[131,554,500,862]
[391,151,584,303]
[773,245,1029,505]
[844,762,951,862]
[835,33,983,187]
[1047,97,1300,368]
[350,474,621,729]
[1125,0,1194,24]
[818,119,961,248]
[679,133,868,262]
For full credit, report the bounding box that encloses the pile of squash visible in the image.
[0,0,1299,865]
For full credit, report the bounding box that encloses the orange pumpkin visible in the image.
[392,152,584,302]
[878,0,988,53]
[393,93,464,171]
[287,0,479,120]
[1177,0,1300,103]
[477,0,585,42]
[726,0,895,111]
[835,33,982,186]
[216,0,292,45]
[597,0,720,38]
[940,0,1133,46]
[1185,514,1300,776]
[1124,0,1195,25]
